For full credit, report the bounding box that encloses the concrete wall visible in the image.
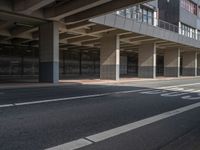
[180,8,197,29]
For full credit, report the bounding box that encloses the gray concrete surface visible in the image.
[0,78,200,150]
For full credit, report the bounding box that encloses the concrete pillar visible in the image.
[39,22,59,83]
[100,35,120,80]
[164,48,180,77]
[182,51,197,76]
[138,43,156,78]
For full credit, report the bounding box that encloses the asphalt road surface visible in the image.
[1,78,200,150]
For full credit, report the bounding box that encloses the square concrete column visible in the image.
[182,51,197,76]
[138,43,156,78]
[39,22,59,83]
[100,35,120,80]
[164,48,180,77]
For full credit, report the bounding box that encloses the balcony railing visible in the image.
[157,19,179,33]
[116,10,199,40]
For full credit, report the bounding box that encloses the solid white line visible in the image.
[0,89,148,108]
[45,138,92,150]
[86,102,200,142]
[46,102,200,150]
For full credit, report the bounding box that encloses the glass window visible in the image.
[181,0,197,15]
[181,23,196,39]
[142,9,148,23]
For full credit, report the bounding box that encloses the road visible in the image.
[0,78,200,150]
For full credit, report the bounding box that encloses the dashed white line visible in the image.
[0,89,148,108]
[45,101,200,150]
[159,82,200,89]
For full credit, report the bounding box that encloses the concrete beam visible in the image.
[82,39,100,45]
[10,26,33,36]
[44,0,111,20]
[67,35,96,44]
[66,21,95,30]
[14,0,55,14]
[64,0,149,23]
[60,33,78,40]
[86,25,115,34]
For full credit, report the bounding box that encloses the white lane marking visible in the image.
[161,92,189,97]
[0,104,14,108]
[0,89,148,108]
[159,82,200,89]
[45,139,92,150]
[140,90,167,95]
[46,102,200,150]
[182,94,200,100]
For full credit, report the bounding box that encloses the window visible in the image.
[181,0,197,15]
[116,5,154,25]
[141,6,154,25]
[181,23,196,39]
[142,9,148,23]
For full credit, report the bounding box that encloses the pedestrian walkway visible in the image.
[0,76,200,90]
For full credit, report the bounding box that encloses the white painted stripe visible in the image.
[192,90,200,93]
[0,89,148,108]
[45,138,92,150]
[181,89,195,92]
[46,102,200,150]
[0,104,14,108]
[159,82,200,89]
[158,86,200,94]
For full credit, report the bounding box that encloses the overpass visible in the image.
[0,0,200,83]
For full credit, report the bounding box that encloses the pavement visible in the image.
[0,77,200,150]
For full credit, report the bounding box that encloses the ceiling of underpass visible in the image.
[0,0,199,52]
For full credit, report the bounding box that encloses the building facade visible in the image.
[0,0,200,82]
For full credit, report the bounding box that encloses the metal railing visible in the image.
[116,10,179,32]
[116,9,199,40]
[157,19,179,33]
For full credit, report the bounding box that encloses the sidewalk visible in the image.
[0,76,200,90]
